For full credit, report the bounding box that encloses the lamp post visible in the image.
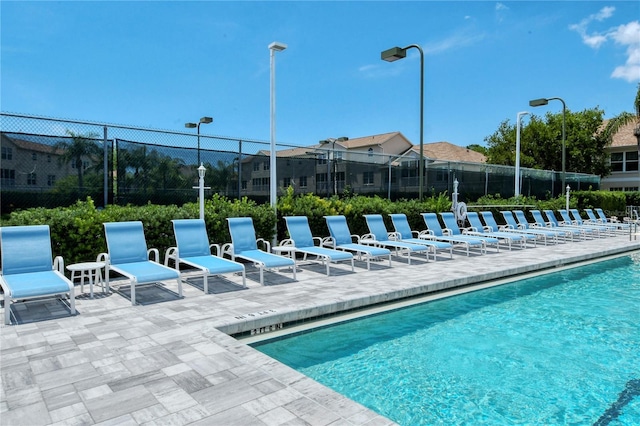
[529,97,566,192]
[191,164,210,220]
[381,44,425,201]
[515,111,529,197]
[320,137,348,195]
[185,116,213,166]
[269,41,287,214]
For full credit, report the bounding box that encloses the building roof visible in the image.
[340,131,411,149]
[608,120,639,148]
[411,141,487,163]
[2,133,63,155]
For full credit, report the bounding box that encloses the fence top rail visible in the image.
[467,205,537,209]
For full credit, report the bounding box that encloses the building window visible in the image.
[363,171,374,185]
[241,180,247,190]
[368,148,373,157]
[47,175,56,186]
[436,170,449,182]
[27,173,37,185]
[1,147,12,160]
[319,154,328,165]
[47,154,52,163]
[253,162,260,171]
[316,173,327,183]
[263,162,270,171]
[611,152,624,172]
[299,176,307,188]
[625,151,638,172]
[1,168,16,185]
[32,152,37,161]
[283,177,291,188]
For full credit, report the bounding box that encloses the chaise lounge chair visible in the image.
[102,221,182,305]
[224,217,296,285]
[545,210,595,239]
[515,210,574,241]
[500,210,558,245]
[166,219,246,292]
[324,215,392,269]
[463,211,527,250]
[362,214,431,264]
[282,216,354,276]
[587,208,630,233]
[389,213,453,260]
[439,212,501,252]
[421,212,486,256]
[568,209,614,236]
[478,211,536,247]
[0,225,76,325]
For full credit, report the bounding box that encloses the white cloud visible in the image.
[570,7,640,82]
[495,3,508,12]
[424,32,486,55]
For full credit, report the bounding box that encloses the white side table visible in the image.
[67,261,106,298]
[272,245,297,259]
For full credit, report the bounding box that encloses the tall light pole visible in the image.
[381,44,425,201]
[320,137,348,195]
[269,41,287,213]
[515,111,529,197]
[529,97,566,192]
[185,116,213,166]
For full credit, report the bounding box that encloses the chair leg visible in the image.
[241,267,247,287]
[4,294,10,325]
[69,287,76,315]
[131,280,136,305]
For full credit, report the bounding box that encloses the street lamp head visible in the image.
[197,164,206,178]
[199,117,213,124]
[381,46,407,62]
[269,41,287,51]
[185,122,197,129]
[529,98,549,107]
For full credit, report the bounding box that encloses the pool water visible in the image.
[253,254,640,425]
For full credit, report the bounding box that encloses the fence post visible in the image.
[103,126,108,207]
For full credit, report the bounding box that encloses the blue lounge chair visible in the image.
[225,217,296,285]
[363,214,430,264]
[167,219,246,292]
[324,215,392,269]
[588,208,630,233]
[546,210,595,239]
[282,216,354,276]
[463,211,526,250]
[500,211,558,245]
[0,225,76,325]
[389,213,453,260]
[421,212,486,256]
[515,210,575,241]
[439,212,501,252]
[102,221,182,305]
[478,211,536,247]
[569,209,614,236]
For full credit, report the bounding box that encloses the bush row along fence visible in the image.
[1,112,601,215]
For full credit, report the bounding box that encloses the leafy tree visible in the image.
[484,107,610,176]
[466,144,488,156]
[54,130,102,191]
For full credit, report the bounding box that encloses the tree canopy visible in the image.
[484,107,611,177]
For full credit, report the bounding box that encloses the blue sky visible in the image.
[1,1,639,149]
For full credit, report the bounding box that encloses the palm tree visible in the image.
[54,130,102,192]
[602,84,640,143]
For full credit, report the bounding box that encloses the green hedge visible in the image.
[3,189,638,265]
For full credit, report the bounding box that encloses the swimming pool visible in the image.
[253,254,640,425]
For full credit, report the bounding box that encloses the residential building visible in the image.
[601,121,639,191]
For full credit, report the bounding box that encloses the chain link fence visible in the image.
[1,113,600,215]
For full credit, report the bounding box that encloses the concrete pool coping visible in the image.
[1,235,639,425]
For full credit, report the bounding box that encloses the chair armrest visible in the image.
[312,236,323,246]
[443,228,453,236]
[500,225,514,231]
[164,247,178,266]
[360,233,375,243]
[53,256,65,274]
[321,236,335,248]
[147,248,160,263]
[221,243,233,259]
[483,226,492,232]
[279,239,294,247]
[256,238,271,252]
[209,243,220,257]
[388,231,401,241]
[411,230,420,238]
[351,234,362,243]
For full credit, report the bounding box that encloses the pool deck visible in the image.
[2,233,639,425]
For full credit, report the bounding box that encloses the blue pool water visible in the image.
[254,254,640,425]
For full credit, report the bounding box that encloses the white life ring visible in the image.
[456,202,468,220]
